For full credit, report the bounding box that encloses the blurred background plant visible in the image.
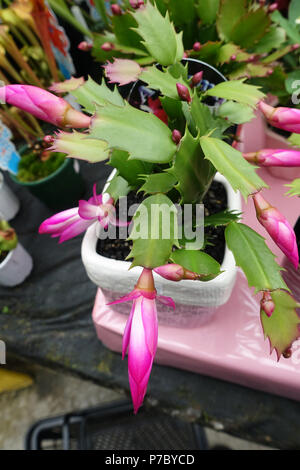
[0,220,17,260]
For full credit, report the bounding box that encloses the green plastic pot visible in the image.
[10,157,85,212]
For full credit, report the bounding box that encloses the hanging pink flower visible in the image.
[39,185,126,243]
[243,148,300,166]
[109,268,175,414]
[259,101,300,134]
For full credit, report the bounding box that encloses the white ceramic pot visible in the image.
[82,172,241,309]
[0,243,33,287]
[0,172,20,221]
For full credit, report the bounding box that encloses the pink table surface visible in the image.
[92,166,300,402]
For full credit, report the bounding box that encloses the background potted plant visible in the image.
[0,219,32,287]
[4,1,300,415]
[0,171,19,221]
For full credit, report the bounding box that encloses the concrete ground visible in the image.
[0,357,273,450]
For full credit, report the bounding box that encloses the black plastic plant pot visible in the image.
[128,58,236,142]
[10,157,85,212]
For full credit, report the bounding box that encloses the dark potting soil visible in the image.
[96,181,227,265]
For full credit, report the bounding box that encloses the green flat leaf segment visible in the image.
[285,178,300,197]
[170,249,221,281]
[205,80,265,108]
[139,66,190,100]
[218,101,255,125]
[216,0,246,41]
[139,173,177,195]
[204,210,242,227]
[200,136,267,200]
[90,101,177,164]
[128,193,177,269]
[196,0,220,25]
[105,174,131,201]
[71,77,124,114]
[261,290,300,360]
[109,149,152,188]
[225,222,289,293]
[131,1,183,65]
[229,7,271,49]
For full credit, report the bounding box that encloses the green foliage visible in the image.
[128,193,177,269]
[139,173,177,195]
[225,222,288,293]
[90,101,176,164]
[109,150,152,188]
[131,1,183,65]
[140,66,190,100]
[285,178,300,197]
[17,149,65,183]
[217,101,255,124]
[105,174,131,201]
[271,10,300,44]
[205,80,265,107]
[229,7,271,49]
[200,137,267,200]
[0,220,17,255]
[71,77,124,114]
[204,210,241,227]
[196,0,220,25]
[171,249,221,281]
[216,0,246,41]
[261,290,300,360]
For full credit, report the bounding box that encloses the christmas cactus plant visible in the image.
[2,1,300,414]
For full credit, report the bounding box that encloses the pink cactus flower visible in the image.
[253,192,299,269]
[0,85,91,129]
[154,264,200,281]
[176,83,191,103]
[109,268,175,414]
[39,185,126,243]
[243,149,300,166]
[260,291,275,317]
[259,101,300,134]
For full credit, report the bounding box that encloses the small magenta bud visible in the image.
[78,41,93,52]
[154,264,200,282]
[176,83,191,103]
[111,4,122,15]
[129,0,139,7]
[283,348,292,359]
[43,135,55,145]
[137,0,144,6]
[172,129,182,145]
[191,71,203,87]
[267,69,273,75]
[260,291,275,317]
[101,42,114,51]
[193,42,201,52]
[230,54,237,61]
[183,51,189,58]
[292,43,300,50]
[268,3,278,12]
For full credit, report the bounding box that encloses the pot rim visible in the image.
[0,246,14,270]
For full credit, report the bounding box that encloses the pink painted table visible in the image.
[93,165,300,403]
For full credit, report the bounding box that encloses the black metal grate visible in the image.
[25,400,207,450]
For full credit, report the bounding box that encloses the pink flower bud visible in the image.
[176,83,191,103]
[154,264,200,281]
[283,348,292,359]
[243,148,300,166]
[43,135,55,145]
[268,3,278,12]
[183,51,189,58]
[78,41,93,51]
[191,71,203,87]
[260,291,275,317]
[193,42,201,52]
[101,42,114,51]
[111,4,122,15]
[259,101,300,134]
[171,129,182,145]
[0,85,91,129]
[130,0,144,8]
[292,44,300,50]
[230,54,237,61]
[253,192,299,269]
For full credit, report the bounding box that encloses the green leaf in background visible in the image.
[285,178,300,197]
[0,221,17,253]
[109,150,152,188]
[225,222,288,293]
[191,41,222,63]
[169,127,215,203]
[217,43,250,64]
[139,173,177,195]
[218,101,255,125]
[48,0,92,37]
[190,99,218,136]
[131,1,183,65]
[253,26,286,54]
[112,12,144,49]
[204,210,242,227]
[261,290,300,360]
[285,70,300,95]
[271,10,300,44]
[216,0,246,41]
[139,66,190,100]
[170,249,221,281]
[128,193,177,269]
[288,0,300,24]
[196,0,220,25]
[71,77,124,114]
[288,133,300,147]
[205,80,265,107]
[53,131,109,163]
[91,101,176,164]
[200,137,267,200]
[105,174,131,201]
[229,7,271,49]
[168,0,196,26]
